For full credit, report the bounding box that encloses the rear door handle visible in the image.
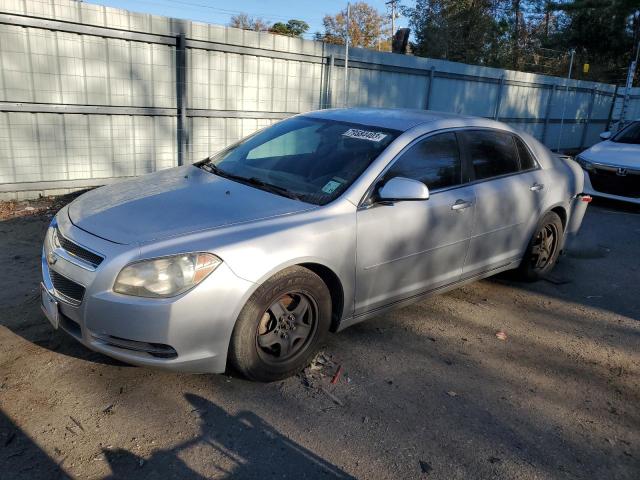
[530,183,544,192]
[451,199,473,211]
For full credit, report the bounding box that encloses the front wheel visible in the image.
[228,266,331,382]
[517,211,564,281]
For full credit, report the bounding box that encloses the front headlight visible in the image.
[574,155,594,171]
[114,253,222,298]
[45,217,60,251]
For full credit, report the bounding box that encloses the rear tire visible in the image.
[228,266,331,382]
[516,211,564,281]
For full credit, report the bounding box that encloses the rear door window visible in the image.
[463,130,520,180]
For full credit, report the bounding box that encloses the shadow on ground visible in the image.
[102,393,354,479]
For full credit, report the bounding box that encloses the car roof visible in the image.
[302,107,504,132]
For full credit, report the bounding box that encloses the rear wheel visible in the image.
[228,266,331,382]
[517,211,563,281]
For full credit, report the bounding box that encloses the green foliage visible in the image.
[404,0,640,83]
[269,19,310,38]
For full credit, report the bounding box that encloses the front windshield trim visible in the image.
[199,116,402,206]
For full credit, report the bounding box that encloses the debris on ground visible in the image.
[495,331,508,341]
[446,391,458,397]
[419,460,432,475]
[330,365,343,385]
[488,456,501,464]
[299,351,338,388]
[4,432,16,447]
[69,416,84,432]
[320,386,344,406]
[0,190,88,221]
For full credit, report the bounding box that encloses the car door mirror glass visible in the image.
[377,177,430,202]
[599,131,611,140]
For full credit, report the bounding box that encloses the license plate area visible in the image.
[40,283,59,329]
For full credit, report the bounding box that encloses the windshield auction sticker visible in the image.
[342,129,388,142]
[322,179,342,194]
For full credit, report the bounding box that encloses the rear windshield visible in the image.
[200,117,400,205]
[612,121,640,144]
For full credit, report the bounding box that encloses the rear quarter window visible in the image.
[514,136,537,171]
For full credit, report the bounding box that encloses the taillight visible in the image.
[579,194,592,203]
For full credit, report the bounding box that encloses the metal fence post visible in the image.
[605,85,619,131]
[541,84,556,144]
[176,32,187,166]
[494,75,505,120]
[580,86,597,149]
[325,54,334,109]
[425,66,435,110]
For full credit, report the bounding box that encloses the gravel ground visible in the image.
[0,195,638,480]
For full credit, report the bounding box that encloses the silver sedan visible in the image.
[41,108,590,381]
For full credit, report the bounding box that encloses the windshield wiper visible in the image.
[198,163,302,201]
[243,177,302,201]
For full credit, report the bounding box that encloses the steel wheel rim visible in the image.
[531,223,559,271]
[255,291,317,364]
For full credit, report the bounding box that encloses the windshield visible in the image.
[200,117,400,205]
[612,121,640,144]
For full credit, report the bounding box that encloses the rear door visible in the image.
[460,130,547,277]
[355,132,475,315]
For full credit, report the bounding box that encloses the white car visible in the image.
[576,121,640,204]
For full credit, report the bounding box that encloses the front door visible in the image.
[355,132,475,315]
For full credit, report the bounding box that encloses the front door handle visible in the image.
[530,183,545,192]
[451,199,473,211]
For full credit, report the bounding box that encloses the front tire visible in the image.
[228,266,331,382]
[517,211,564,281]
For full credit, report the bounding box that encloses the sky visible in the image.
[87,0,409,39]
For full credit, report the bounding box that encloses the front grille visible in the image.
[50,271,85,305]
[588,168,640,198]
[56,230,104,267]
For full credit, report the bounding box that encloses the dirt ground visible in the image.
[0,194,638,480]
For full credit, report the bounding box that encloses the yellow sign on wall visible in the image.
[583,63,590,74]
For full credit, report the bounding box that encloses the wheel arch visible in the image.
[240,258,349,334]
[298,262,345,333]
[550,205,567,229]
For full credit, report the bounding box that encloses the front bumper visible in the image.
[582,168,640,205]
[41,210,255,373]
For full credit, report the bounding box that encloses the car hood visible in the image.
[68,165,314,245]
[581,141,640,168]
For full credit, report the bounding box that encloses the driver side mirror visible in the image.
[599,131,612,140]
[377,177,430,202]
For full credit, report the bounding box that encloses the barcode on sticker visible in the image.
[342,129,387,142]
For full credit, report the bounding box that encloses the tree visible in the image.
[404,0,509,65]
[548,0,640,82]
[317,2,389,50]
[269,19,310,37]
[229,13,269,32]
[403,0,640,83]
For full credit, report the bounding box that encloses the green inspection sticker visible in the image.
[321,180,342,194]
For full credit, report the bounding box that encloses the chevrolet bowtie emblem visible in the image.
[47,251,58,266]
